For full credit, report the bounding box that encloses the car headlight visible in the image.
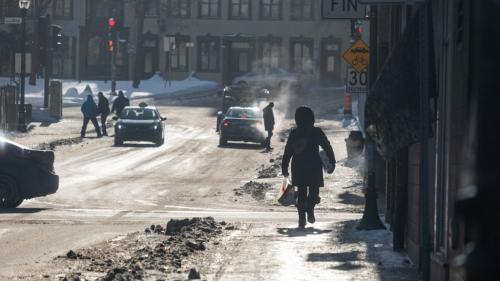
[153,125,159,130]
[117,124,125,130]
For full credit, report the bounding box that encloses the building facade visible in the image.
[1,0,353,87]
[365,1,492,281]
[136,0,351,86]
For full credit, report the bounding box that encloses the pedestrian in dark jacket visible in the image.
[80,95,102,138]
[97,92,110,136]
[111,91,130,116]
[263,102,275,151]
[282,106,336,229]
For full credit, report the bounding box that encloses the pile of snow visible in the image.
[0,72,218,107]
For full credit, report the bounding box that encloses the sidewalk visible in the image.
[211,218,420,281]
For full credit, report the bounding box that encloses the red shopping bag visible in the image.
[278,177,297,206]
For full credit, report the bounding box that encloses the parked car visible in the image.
[0,137,59,208]
[232,67,299,90]
[219,107,266,147]
[113,104,166,146]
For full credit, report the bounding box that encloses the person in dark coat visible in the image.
[282,106,336,229]
[97,92,110,136]
[111,91,130,116]
[80,95,102,138]
[263,102,275,151]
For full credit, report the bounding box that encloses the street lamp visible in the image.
[17,0,31,132]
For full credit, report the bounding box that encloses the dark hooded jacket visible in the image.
[98,94,110,115]
[282,107,336,187]
[81,95,99,118]
[112,93,130,116]
[263,104,275,132]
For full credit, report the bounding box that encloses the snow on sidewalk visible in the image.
[0,73,218,107]
[212,219,420,281]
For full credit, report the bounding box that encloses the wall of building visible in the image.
[138,0,351,85]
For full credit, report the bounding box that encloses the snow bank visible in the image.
[0,73,218,107]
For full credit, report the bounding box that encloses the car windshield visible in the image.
[120,108,158,120]
[226,108,261,119]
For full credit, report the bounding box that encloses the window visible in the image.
[169,36,190,72]
[199,0,220,18]
[260,39,281,68]
[290,39,314,73]
[291,0,313,20]
[197,36,220,72]
[0,0,18,16]
[54,0,73,18]
[53,36,75,77]
[168,0,190,17]
[229,0,250,19]
[144,0,159,17]
[87,35,104,66]
[260,0,281,20]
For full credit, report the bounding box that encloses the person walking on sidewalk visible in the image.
[111,91,130,116]
[80,95,102,138]
[263,102,275,151]
[97,92,110,136]
[282,106,336,229]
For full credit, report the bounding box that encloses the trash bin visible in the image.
[345,131,365,159]
[49,80,63,119]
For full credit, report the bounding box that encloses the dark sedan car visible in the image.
[219,107,266,147]
[0,138,59,208]
[113,105,166,146]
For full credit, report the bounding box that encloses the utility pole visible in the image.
[43,14,51,108]
[357,5,386,231]
[17,0,31,132]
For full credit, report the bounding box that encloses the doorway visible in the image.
[222,34,256,85]
[320,37,342,87]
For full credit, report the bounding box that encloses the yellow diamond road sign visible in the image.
[343,39,370,73]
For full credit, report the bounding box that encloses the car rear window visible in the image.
[121,108,158,120]
[226,108,261,119]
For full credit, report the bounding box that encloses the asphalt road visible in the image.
[0,89,357,280]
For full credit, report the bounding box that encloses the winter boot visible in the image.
[306,206,316,224]
[298,210,306,229]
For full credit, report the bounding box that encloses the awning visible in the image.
[365,9,433,159]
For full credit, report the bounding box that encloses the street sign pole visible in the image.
[356,5,385,231]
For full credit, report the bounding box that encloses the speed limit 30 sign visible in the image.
[347,67,367,93]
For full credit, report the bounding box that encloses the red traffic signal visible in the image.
[108,18,116,28]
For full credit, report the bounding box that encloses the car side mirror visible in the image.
[112,116,118,121]
[161,117,167,121]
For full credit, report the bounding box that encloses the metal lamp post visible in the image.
[17,0,30,132]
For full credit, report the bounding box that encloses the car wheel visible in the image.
[0,174,22,208]
[155,138,164,147]
[114,137,123,146]
[219,135,228,147]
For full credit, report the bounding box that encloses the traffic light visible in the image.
[51,24,63,50]
[108,39,114,52]
[107,17,116,53]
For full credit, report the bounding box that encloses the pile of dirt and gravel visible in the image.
[37,137,84,151]
[234,181,272,200]
[53,217,234,281]
[257,156,283,179]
